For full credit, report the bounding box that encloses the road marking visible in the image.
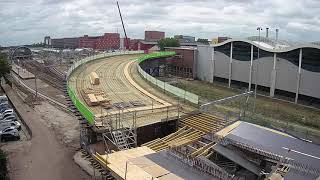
[282,147,320,160]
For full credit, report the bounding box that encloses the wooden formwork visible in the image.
[142,112,232,152]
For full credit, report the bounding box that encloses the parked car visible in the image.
[1,109,13,116]
[0,95,8,103]
[0,121,21,131]
[1,115,17,122]
[0,103,9,111]
[0,126,20,142]
[0,109,14,118]
[1,113,15,120]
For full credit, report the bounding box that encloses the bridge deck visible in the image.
[68,54,194,128]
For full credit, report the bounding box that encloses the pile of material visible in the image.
[90,72,100,85]
[81,88,111,108]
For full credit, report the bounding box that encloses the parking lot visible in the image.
[0,94,30,144]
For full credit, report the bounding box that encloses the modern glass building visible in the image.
[196,39,320,105]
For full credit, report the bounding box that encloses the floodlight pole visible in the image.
[254,27,262,112]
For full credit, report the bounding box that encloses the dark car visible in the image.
[0,126,20,142]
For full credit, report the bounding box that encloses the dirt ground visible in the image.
[1,85,89,180]
[24,78,66,104]
[34,102,80,148]
[165,77,320,142]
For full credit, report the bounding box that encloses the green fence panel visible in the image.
[67,86,95,125]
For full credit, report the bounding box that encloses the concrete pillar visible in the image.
[270,53,277,97]
[228,42,233,88]
[192,49,197,79]
[211,47,215,83]
[295,48,302,103]
[248,45,253,91]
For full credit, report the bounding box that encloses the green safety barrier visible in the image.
[138,51,176,63]
[67,86,95,125]
[66,51,143,125]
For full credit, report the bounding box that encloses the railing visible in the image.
[168,147,234,180]
[221,137,320,176]
[66,51,144,125]
[137,52,199,104]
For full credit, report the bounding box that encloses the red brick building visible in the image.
[164,47,197,78]
[78,35,98,49]
[77,33,121,50]
[145,31,165,41]
[96,33,120,50]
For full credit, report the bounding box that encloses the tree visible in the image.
[197,38,210,45]
[157,38,180,51]
[0,53,10,78]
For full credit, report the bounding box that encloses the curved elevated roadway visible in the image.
[68,54,190,127]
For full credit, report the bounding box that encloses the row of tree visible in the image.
[157,38,210,51]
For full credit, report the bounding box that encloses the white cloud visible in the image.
[0,0,320,46]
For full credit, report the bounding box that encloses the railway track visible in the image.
[11,73,69,110]
[22,61,64,91]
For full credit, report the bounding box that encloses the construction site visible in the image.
[1,2,320,180]
[64,50,320,180]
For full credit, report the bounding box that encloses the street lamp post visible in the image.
[254,27,263,112]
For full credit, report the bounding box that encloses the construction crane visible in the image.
[116,1,130,50]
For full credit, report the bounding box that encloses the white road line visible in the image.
[282,147,320,160]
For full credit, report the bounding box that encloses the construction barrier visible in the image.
[137,52,199,104]
[66,51,144,125]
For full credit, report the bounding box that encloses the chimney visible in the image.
[266,28,269,38]
[276,29,279,41]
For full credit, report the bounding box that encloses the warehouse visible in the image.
[196,38,320,106]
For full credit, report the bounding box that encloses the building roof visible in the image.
[98,146,215,180]
[210,38,320,53]
[225,122,320,178]
[164,46,197,50]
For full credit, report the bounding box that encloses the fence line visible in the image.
[137,52,199,104]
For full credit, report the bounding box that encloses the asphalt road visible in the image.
[2,84,89,180]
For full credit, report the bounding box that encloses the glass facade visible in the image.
[302,48,320,72]
[215,42,231,56]
[278,49,300,67]
[232,41,251,61]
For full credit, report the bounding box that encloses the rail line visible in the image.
[22,61,64,91]
[11,73,69,110]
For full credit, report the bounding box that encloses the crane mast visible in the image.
[116,1,130,50]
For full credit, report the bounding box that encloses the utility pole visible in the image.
[254,27,262,113]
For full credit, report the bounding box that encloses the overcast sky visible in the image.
[1,0,320,46]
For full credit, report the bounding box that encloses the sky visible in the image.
[1,0,320,46]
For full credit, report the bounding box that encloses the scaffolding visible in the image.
[101,110,138,151]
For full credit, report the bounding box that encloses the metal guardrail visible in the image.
[168,147,234,180]
[221,137,320,176]
[137,52,199,104]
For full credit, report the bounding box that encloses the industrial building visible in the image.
[174,35,196,43]
[163,37,320,106]
[144,31,165,41]
[78,33,121,50]
[50,33,121,50]
[51,37,79,49]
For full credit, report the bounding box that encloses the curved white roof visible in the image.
[210,38,320,53]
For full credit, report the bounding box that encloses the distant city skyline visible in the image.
[1,0,320,46]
